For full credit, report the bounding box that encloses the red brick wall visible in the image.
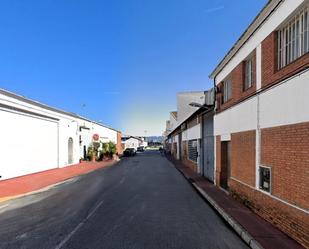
[227,122,309,248]
[181,141,198,172]
[231,130,256,187]
[261,31,309,89]
[216,51,257,113]
[230,180,309,248]
[116,132,123,155]
[261,122,309,210]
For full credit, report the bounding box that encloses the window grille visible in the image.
[188,140,198,162]
[278,6,309,69]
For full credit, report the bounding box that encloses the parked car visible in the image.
[123,148,136,157]
[137,146,145,152]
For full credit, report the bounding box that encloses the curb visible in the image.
[192,183,263,249]
[0,160,118,205]
[172,164,264,249]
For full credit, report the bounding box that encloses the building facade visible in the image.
[167,89,215,178]
[210,0,309,247]
[121,136,142,150]
[0,88,121,181]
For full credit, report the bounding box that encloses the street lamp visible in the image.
[189,102,213,110]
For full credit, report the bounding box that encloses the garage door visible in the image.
[0,109,58,180]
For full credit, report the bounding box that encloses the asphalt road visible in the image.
[0,151,249,249]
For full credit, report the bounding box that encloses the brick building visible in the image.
[210,0,309,247]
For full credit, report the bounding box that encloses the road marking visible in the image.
[86,200,104,219]
[54,200,104,249]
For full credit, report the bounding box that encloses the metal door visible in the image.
[202,113,214,182]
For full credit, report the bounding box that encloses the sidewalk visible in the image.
[0,160,116,203]
[168,156,304,249]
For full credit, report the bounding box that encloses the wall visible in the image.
[0,109,59,180]
[214,97,257,136]
[216,51,257,112]
[182,123,201,141]
[261,32,309,89]
[261,122,309,210]
[231,131,256,187]
[0,90,120,180]
[181,141,198,172]
[116,132,123,155]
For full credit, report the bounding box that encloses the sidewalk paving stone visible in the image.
[167,155,304,249]
[0,160,116,201]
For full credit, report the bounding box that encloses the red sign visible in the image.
[93,133,100,141]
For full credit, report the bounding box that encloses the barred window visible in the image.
[244,58,253,90]
[278,6,309,69]
[188,140,198,162]
[223,78,232,103]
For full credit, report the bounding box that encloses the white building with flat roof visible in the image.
[0,88,120,180]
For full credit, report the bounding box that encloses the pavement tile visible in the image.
[168,156,304,249]
[0,160,115,200]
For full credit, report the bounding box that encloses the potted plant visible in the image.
[87,146,95,162]
[108,141,117,160]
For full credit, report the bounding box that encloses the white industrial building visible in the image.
[121,136,143,150]
[0,88,120,181]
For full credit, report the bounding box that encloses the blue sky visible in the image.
[0,0,267,135]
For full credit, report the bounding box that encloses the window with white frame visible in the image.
[259,166,271,193]
[244,58,253,90]
[278,6,309,69]
[223,78,232,102]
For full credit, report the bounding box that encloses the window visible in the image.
[278,6,309,69]
[259,166,271,193]
[223,78,232,103]
[244,58,253,90]
[188,140,198,162]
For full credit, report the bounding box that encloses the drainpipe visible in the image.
[213,76,217,186]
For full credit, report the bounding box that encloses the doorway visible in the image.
[68,138,74,164]
[220,141,231,190]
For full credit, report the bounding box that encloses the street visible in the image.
[0,151,249,249]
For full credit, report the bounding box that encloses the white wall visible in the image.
[214,97,257,137]
[0,90,119,180]
[58,118,80,167]
[260,70,309,129]
[0,109,59,180]
[182,124,201,141]
[78,119,118,159]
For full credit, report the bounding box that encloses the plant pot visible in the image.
[92,152,96,162]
